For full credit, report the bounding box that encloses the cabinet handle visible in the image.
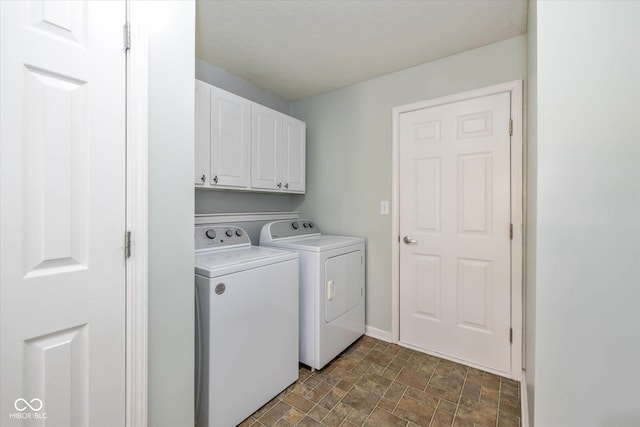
[284,183,289,189]
[213,175,218,184]
[277,182,282,188]
[201,174,206,183]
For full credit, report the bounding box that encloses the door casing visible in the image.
[390,80,524,380]
[126,2,150,426]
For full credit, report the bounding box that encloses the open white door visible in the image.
[1,1,126,424]
[398,92,513,374]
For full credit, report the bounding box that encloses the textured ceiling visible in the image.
[196,0,527,101]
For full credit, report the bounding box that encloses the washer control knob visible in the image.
[303,223,308,228]
[205,229,216,239]
[308,222,314,228]
[235,229,243,237]
[292,222,299,230]
[225,229,233,237]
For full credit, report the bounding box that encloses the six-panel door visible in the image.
[399,92,512,374]
[0,1,127,424]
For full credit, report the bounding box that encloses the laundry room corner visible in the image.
[289,36,527,335]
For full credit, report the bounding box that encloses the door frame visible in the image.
[126,2,149,426]
[390,81,524,379]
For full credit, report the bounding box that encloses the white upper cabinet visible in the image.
[195,80,211,186]
[195,79,305,193]
[282,116,306,193]
[210,86,251,188]
[195,81,250,189]
[251,104,283,190]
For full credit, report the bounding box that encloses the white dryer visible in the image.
[260,220,365,370]
[195,225,298,427]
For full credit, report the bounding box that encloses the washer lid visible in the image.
[263,235,365,252]
[195,246,297,277]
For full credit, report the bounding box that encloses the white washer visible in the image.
[260,220,365,370]
[195,225,298,427]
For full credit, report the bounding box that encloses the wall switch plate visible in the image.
[380,201,390,215]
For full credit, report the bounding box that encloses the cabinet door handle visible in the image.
[213,175,218,184]
[277,182,282,188]
[201,174,206,183]
[284,183,289,189]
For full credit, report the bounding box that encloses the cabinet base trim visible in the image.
[195,212,300,224]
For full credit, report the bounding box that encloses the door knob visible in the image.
[213,175,218,184]
[201,174,206,183]
[403,236,417,244]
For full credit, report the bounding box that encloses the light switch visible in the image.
[380,201,390,215]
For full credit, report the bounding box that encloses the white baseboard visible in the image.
[521,373,529,427]
[365,325,393,343]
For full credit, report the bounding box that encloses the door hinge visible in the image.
[125,231,132,258]
[123,22,131,52]
[509,118,513,136]
[510,328,513,344]
[509,224,513,240]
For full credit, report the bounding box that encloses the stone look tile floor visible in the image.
[239,336,521,427]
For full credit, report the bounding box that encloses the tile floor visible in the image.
[240,336,521,427]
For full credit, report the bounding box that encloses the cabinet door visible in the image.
[251,104,282,191]
[195,80,211,186]
[282,116,306,193]
[211,87,251,188]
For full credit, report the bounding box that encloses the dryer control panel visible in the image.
[195,225,251,251]
[264,219,321,240]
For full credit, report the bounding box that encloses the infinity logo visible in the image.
[14,398,43,412]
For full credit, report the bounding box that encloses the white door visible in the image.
[399,92,512,373]
[211,86,251,188]
[282,116,306,193]
[195,80,211,186]
[251,104,283,191]
[0,1,126,424]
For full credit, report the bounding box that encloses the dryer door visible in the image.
[324,250,363,323]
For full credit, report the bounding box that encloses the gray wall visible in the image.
[290,36,527,332]
[525,0,537,423]
[195,189,296,214]
[532,1,640,425]
[146,2,195,426]
[195,59,297,214]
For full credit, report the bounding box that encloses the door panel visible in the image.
[414,158,441,232]
[458,153,492,235]
[399,92,511,373]
[414,254,441,321]
[457,258,492,331]
[25,325,89,425]
[0,1,126,424]
[23,66,90,276]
